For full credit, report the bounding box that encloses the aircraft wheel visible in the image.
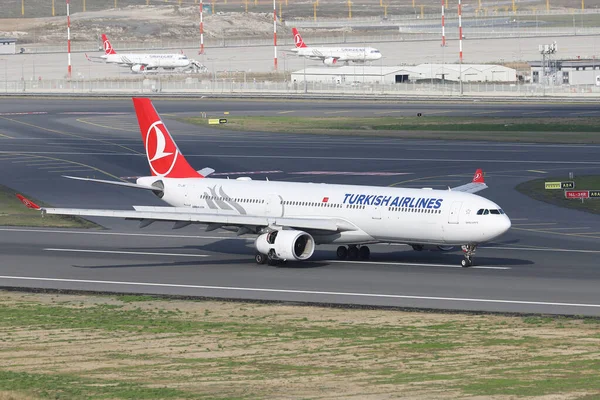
[336,246,348,260]
[358,246,370,260]
[461,258,472,268]
[348,245,359,260]
[255,253,267,265]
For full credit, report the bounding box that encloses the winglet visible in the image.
[472,169,484,184]
[16,194,41,210]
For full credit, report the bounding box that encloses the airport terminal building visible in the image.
[291,64,517,85]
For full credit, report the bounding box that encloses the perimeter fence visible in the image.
[3,78,600,98]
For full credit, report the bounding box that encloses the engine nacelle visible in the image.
[323,57,337,66]
[255,230,315,261]
[411,244,455,252]
[131,64,146,73]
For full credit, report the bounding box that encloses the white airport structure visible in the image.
[530,59,600,86]
[291,64,517,85]
[0,38,17,55]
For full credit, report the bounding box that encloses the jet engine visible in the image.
[131,64,146,73]
[323,57,337,66]
[255,230,315,261]
[411,244,455,252]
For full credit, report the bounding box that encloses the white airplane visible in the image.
[17,98,510,268]
[85,34,204,74]
[289,28,383,66]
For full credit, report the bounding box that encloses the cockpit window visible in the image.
[477,208,504,215]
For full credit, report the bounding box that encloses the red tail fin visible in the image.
[292,28,307,48]
[472,169,484,184]
[16,194,41,210]
[132,98,203,178]
[101,34,116,55]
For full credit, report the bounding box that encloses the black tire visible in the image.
[461,258,472,268]
[348,246,359,260]
[255,253,267,264]
[336,246,348,260]
[358,246,370,260]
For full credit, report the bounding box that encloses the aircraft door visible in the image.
[448,201,462,224]
[265,194,284,217]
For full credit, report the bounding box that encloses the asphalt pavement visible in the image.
[1,98,600,315]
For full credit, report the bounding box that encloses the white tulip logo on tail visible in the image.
[103,40,112,54]
[145,121,178,177]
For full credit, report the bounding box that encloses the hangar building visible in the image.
[290,64,517,85]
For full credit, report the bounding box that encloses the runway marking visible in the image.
[278,111,295,114]
[473,110,503,115]
[47,169,94,173]
[323,110,351,114]
[527,170,547,174]
[290,171,412,176]
[1,276,599,310]
[76,117,138,133]
[13,159,65,164]
[37,164,75,170]
[512,227,600,240]
[0,116,141,155]
[182,154,600,166]
[328,260,510,270]
[482,246,600,254]
[512,223,557,226]
[570,112,600,116]
[44,248,209,258]
[538,227,591,231]
[0,132,14,139]
[522,111,550,115]
[0,228,247,241]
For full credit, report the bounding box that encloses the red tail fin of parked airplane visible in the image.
[472,169,484,183]
[132,98,203,178]
[292,28,307,48]
[101,34,117,55]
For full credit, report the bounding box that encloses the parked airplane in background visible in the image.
[18,98,510,268]
[289,28,382,66]
[85,34,205,73]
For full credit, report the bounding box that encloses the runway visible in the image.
[1,98,600,315]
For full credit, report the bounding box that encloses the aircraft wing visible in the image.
[84,53,106,63]
[451,169,488,194]
[16,195,357,234]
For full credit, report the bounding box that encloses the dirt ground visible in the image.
[1,290,600,399]
[1,0,598,44]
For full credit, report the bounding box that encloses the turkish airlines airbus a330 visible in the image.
[18,98,510,267]
[85,34,204,73]
[289,28,383,66]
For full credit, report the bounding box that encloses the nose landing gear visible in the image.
[461,244,477,267]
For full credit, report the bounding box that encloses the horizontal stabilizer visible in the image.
[63,176,162,192]
[197,167,215,177]
[451,169,488,194]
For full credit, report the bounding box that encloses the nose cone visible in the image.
[494,215,511,239]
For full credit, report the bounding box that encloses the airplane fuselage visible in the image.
[102,53,191,69]
[293,47,382,63]
[138,176,511,246]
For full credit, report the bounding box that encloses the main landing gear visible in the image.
[255,250,283,266]
[461,244,477,268]
[336,245,370,260]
